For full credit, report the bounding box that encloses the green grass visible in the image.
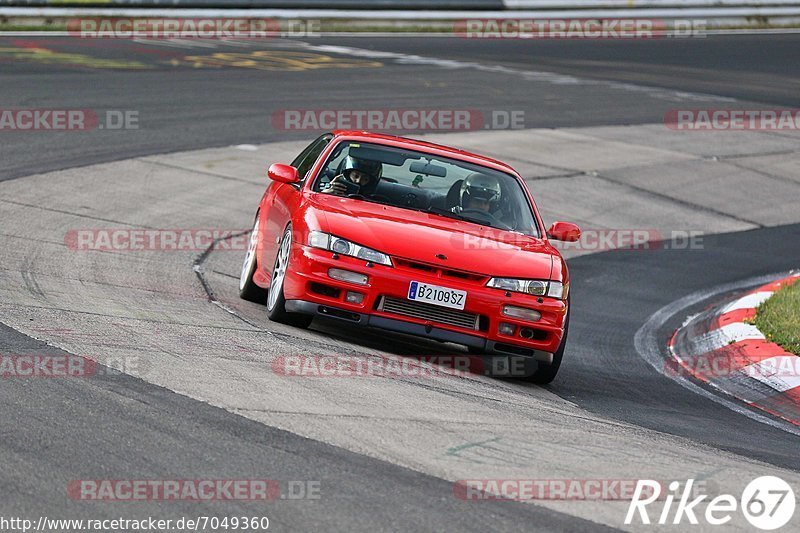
[754,280,800,355]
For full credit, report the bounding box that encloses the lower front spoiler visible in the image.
[285,299,554,364]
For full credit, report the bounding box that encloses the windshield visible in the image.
[312,141,539,237]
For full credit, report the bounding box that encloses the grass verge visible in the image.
[754,279,800,355]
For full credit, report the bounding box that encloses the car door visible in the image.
[260,134,332,282]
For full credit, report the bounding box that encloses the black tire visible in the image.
[266,225,313,329]
[239,214,269,303]
[525,298,570,384]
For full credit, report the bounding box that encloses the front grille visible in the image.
[378,296,481,331]
[393,259,487,283]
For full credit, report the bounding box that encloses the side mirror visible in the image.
[267,163,300,184]
[547,221,581,242]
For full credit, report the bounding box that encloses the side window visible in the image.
[315,142,350,191]
[292,134,332,182]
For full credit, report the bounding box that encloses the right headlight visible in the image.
[486,278,568,300]
[308,231,393,267]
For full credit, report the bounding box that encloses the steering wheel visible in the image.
[460,208,513,231]
[404,192,419,207]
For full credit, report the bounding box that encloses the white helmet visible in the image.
[460,172,501,208]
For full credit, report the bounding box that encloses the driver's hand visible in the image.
[325,175,348,196]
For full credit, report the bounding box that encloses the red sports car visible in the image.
[239,131,580,383]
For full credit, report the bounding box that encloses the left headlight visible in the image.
[308,231,393,267]
[486,277,568,300]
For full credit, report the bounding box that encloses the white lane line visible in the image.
[299,41,737,103]
[234,144,259,151]
[634,271,800,437]
[132,38,199,49]
[132,38,223,49]
[219,39,260,47]
[171,39,219,48]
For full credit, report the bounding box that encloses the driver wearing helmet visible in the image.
[454,172,501,214]
[324,155,381,197]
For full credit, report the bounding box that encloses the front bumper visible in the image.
[283,244,567,360]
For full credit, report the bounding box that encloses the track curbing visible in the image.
[669,272,800,426]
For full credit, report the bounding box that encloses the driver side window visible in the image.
[292,134,332,183]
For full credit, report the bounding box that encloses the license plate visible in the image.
[408,281,467,310]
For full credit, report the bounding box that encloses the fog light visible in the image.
[502,305,541,322]
[499,322,515,336]
[346,291,365,304]
[328,268,368,285]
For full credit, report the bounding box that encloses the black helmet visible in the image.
[460,172,501,208]
[341,156,381,183]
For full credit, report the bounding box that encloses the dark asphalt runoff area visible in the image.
[1,32,799,531]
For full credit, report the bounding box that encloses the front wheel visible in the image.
[266,225,313,329]
[239,215,269,303]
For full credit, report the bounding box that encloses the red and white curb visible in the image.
[668,272,800,426]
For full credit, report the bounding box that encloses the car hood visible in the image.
[310,195,555,279]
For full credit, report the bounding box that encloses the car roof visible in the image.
[330,130,520,177]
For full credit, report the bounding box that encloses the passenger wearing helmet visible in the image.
[454,172,501,214]
[325,155,381,197]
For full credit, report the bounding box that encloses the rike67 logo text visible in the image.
[626,477,795,530]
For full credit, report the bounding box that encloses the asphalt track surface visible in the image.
[1,33,799,531]
[1,33,799,179]
[2,321,608,531]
